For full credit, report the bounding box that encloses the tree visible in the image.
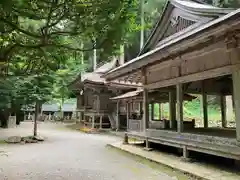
[0,0,139,133]
[123,0,167,61]
[0,0,138,68]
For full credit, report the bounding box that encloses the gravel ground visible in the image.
[0,122,181,180]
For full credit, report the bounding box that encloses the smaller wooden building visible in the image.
[69,59,140,129]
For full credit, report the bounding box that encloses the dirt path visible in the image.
[0,122,185,180]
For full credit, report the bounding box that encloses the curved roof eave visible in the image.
[171,0,235,16]
[139,0,235,56]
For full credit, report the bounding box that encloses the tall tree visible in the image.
[0,0,138,69]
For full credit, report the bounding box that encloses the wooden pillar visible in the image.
[144,137,152,151]
[126,102,129,130]
[160,103,164,119]
[220,95,227,128]
[158,103,161,120]
[79,112,82,122]
[92,115,95,129]
[183,146,189,159]
[142,68,149,131]
[116,101,120,131]
[99,116,103,129]
[123,132,129,144]
[169,91,176,129]
[151,103,154,120]
[202,81,208,128]
[232,69,240,142]
[176,84,183,133]
[143,89,149,131]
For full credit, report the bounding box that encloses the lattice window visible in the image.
[163,16,195,39]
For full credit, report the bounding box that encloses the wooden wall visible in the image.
[145,35,240,89]
[76,95,84,109]
[99,93,114,111]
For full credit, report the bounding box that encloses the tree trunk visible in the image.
[140,0,145,50]
[0,110,9,128]
[60,95,64,121]
[34,102,40,136]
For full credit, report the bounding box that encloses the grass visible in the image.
[153,97,227,123]
[107,145,201,180]
[0,140,7,144]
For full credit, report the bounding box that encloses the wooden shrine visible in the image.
[69,59,139,129]
[103,0,240,161]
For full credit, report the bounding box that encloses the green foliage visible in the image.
[0,0,139,112]
[152,96,222,121]
[0,0,138,66]
[124,0,167,60]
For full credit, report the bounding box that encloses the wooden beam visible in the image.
[145,65,233,90]
[220,95,227,128]
[176,83,183,133]
[232,69,240,142]
[202,81,208,128]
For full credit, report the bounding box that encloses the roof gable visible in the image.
[140,0,234,55]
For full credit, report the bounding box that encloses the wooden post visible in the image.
[126,102,129,131]
[99,116,103,129]
[123,132,129,144]
[142,68,149,131]
[202,81,208,128]
[160,103,164,119]
[116,101,120,131]
[183,146,189,159]
[143,137,152,151]
[143,89,149,130]
[78,112,81,122]
[92,115,95,129]
[169,91,176,129]
[176,84,183,133]
[140,101,143,131]
[159,103,161,120]
[220,95,227,128]
[232,69,240,142]
[151,103,154,120]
